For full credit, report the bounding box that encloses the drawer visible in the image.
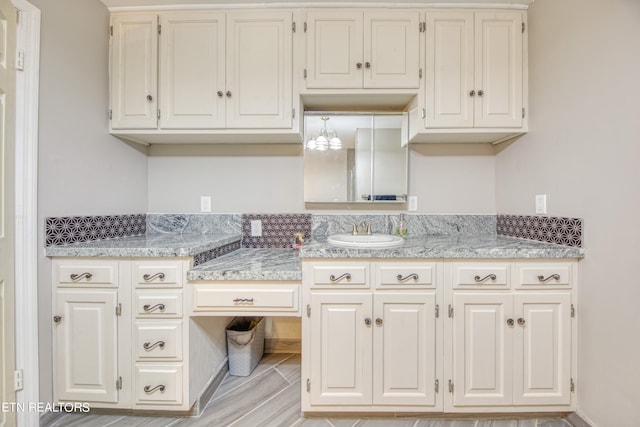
[192,284,300,315]
[451,263,510,289]
[55,261,118,287]
[134,262,182,288]
[135,321,183,361]
[135,291,183,318]
[515,263,573,289]
[310,263,369,288]
[374,262,437,289]
[134,364,183,405]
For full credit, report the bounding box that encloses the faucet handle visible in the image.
[346,223,358,235]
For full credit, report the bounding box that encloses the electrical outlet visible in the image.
[535,194,547,214]
[14,369,23,391]
[408,196,418,212]
[251,220,263,237]
[200,196,211,213]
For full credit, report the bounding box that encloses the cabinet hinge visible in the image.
[304,22,307,32]
[448,379,454,393]
[421,108,425,119]
[303,69,307,79]
[306,304,311,318]
[115,303,122,317]
[158,24,161,35]
[157,109,161,120]
[292,108,296,119]
[292,22,296,33]
[571,304,575,318]
[306,378,311,392]
[435,379,439,393]
[109,109,112,120]
[570,378,575,392]
[116,376,123,390]
[522,22,525,33]
[419,68,423,79]
[420,22,426,33]
[448,304,453,318]
[522,107,526,118]
[110,25,113,37]
[435,304,439,319]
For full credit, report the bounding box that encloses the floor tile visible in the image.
[415,420,477,427]
[48,414,125,427]
[327,418,361,427]
[356,419,417,426]
[228,381,302,426]
[275,353,302,384]
[537,419,572,427]
[102,415,182,426]
[293,418,333,426]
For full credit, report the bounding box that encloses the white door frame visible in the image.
[13,0,40,425]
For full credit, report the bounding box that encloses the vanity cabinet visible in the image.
[445,262,574,411]
[304,10,420,89]
[302,261,442,411]
[110,10,297,142]
[52,258,193,411]
[410,10,527,143]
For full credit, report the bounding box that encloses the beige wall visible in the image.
[33,0,148,403]
[495,1,640,426]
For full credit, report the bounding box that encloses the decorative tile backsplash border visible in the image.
[146,213,241,235]
[45,214,146,246]
[242,214,312,249]
[497,214,583,247]
[193,240,241,266]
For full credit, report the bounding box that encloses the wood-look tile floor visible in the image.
[44,354,575,427]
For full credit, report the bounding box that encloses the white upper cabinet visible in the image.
[226,11,293,129]
[425,10,523,129]
[110,13,158,130]
[305,10,420,89]
[159,12,225,129]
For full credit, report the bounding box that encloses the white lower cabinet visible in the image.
[53,258,191,411]
[303,261,442,412]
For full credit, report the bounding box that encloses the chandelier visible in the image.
[306,116,342,151]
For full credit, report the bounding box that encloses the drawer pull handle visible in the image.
[537,274,561,283]
[142,303,165,313]
[70,272,92,281]
[144,384,165,394]
[143,272,165,281]
[143,340,165,351]
[396,273,419,282]
[233,298,254,304]
[474,274,497,283]
[329,273,351,283]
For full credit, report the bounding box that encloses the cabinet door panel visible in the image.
[160,12,225,129]
[452,293,513,406]
[306,11,363,88]
[373,293,437,406]
[474,12,523,128]
[111,13,158,129]
[310,293,372,405]
[226,11,292,128]
[364,11,420,89]
[425,12,474,128]
[513,293,571,405]
[55,290,118,403]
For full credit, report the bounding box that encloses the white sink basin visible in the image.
[327,233,405,249]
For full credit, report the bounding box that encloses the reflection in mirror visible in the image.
[304,112,408,203]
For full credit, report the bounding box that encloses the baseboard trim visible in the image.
[566,412,594,427]
[265,338,301,354]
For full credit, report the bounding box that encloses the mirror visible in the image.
[303,112,408,204]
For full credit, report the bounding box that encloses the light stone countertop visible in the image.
[45,232,241,258]
[187,248,302,281]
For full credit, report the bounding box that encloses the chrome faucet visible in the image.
[347,222,373,235]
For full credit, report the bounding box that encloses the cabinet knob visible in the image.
[217,91,224,97]
[506,318,514,326]
[517,318,526,326]
[146,94,153,102]
[469,90,476,97]
[364,318,372,326]
[356,62,363,69]
[478,90,485,96]
[375,318,383,326]
[365,62,371,69]
[53,315,62,324]
[226,91,232,98]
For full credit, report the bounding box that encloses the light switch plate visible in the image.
[535,194,547,214]
[408,196,418,212]
[200,196,212,213]
[251,220,263,237]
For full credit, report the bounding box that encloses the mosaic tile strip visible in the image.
[45,214,146,246]
[193,240,241,266]
[497,214,582,247]
[242,214,312,249]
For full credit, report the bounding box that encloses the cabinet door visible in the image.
[373,292,437,406]
[111,13,158,129]
[474,12,523,128]
[425,12,474,128]
[452,293,513,406]
[305,11,363,89]
[226,11,293,129]
[55,289,119,403]
[159,12,225,129]
[309,292,372,405]
[364,11,420,89]
[513,293,572,405]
